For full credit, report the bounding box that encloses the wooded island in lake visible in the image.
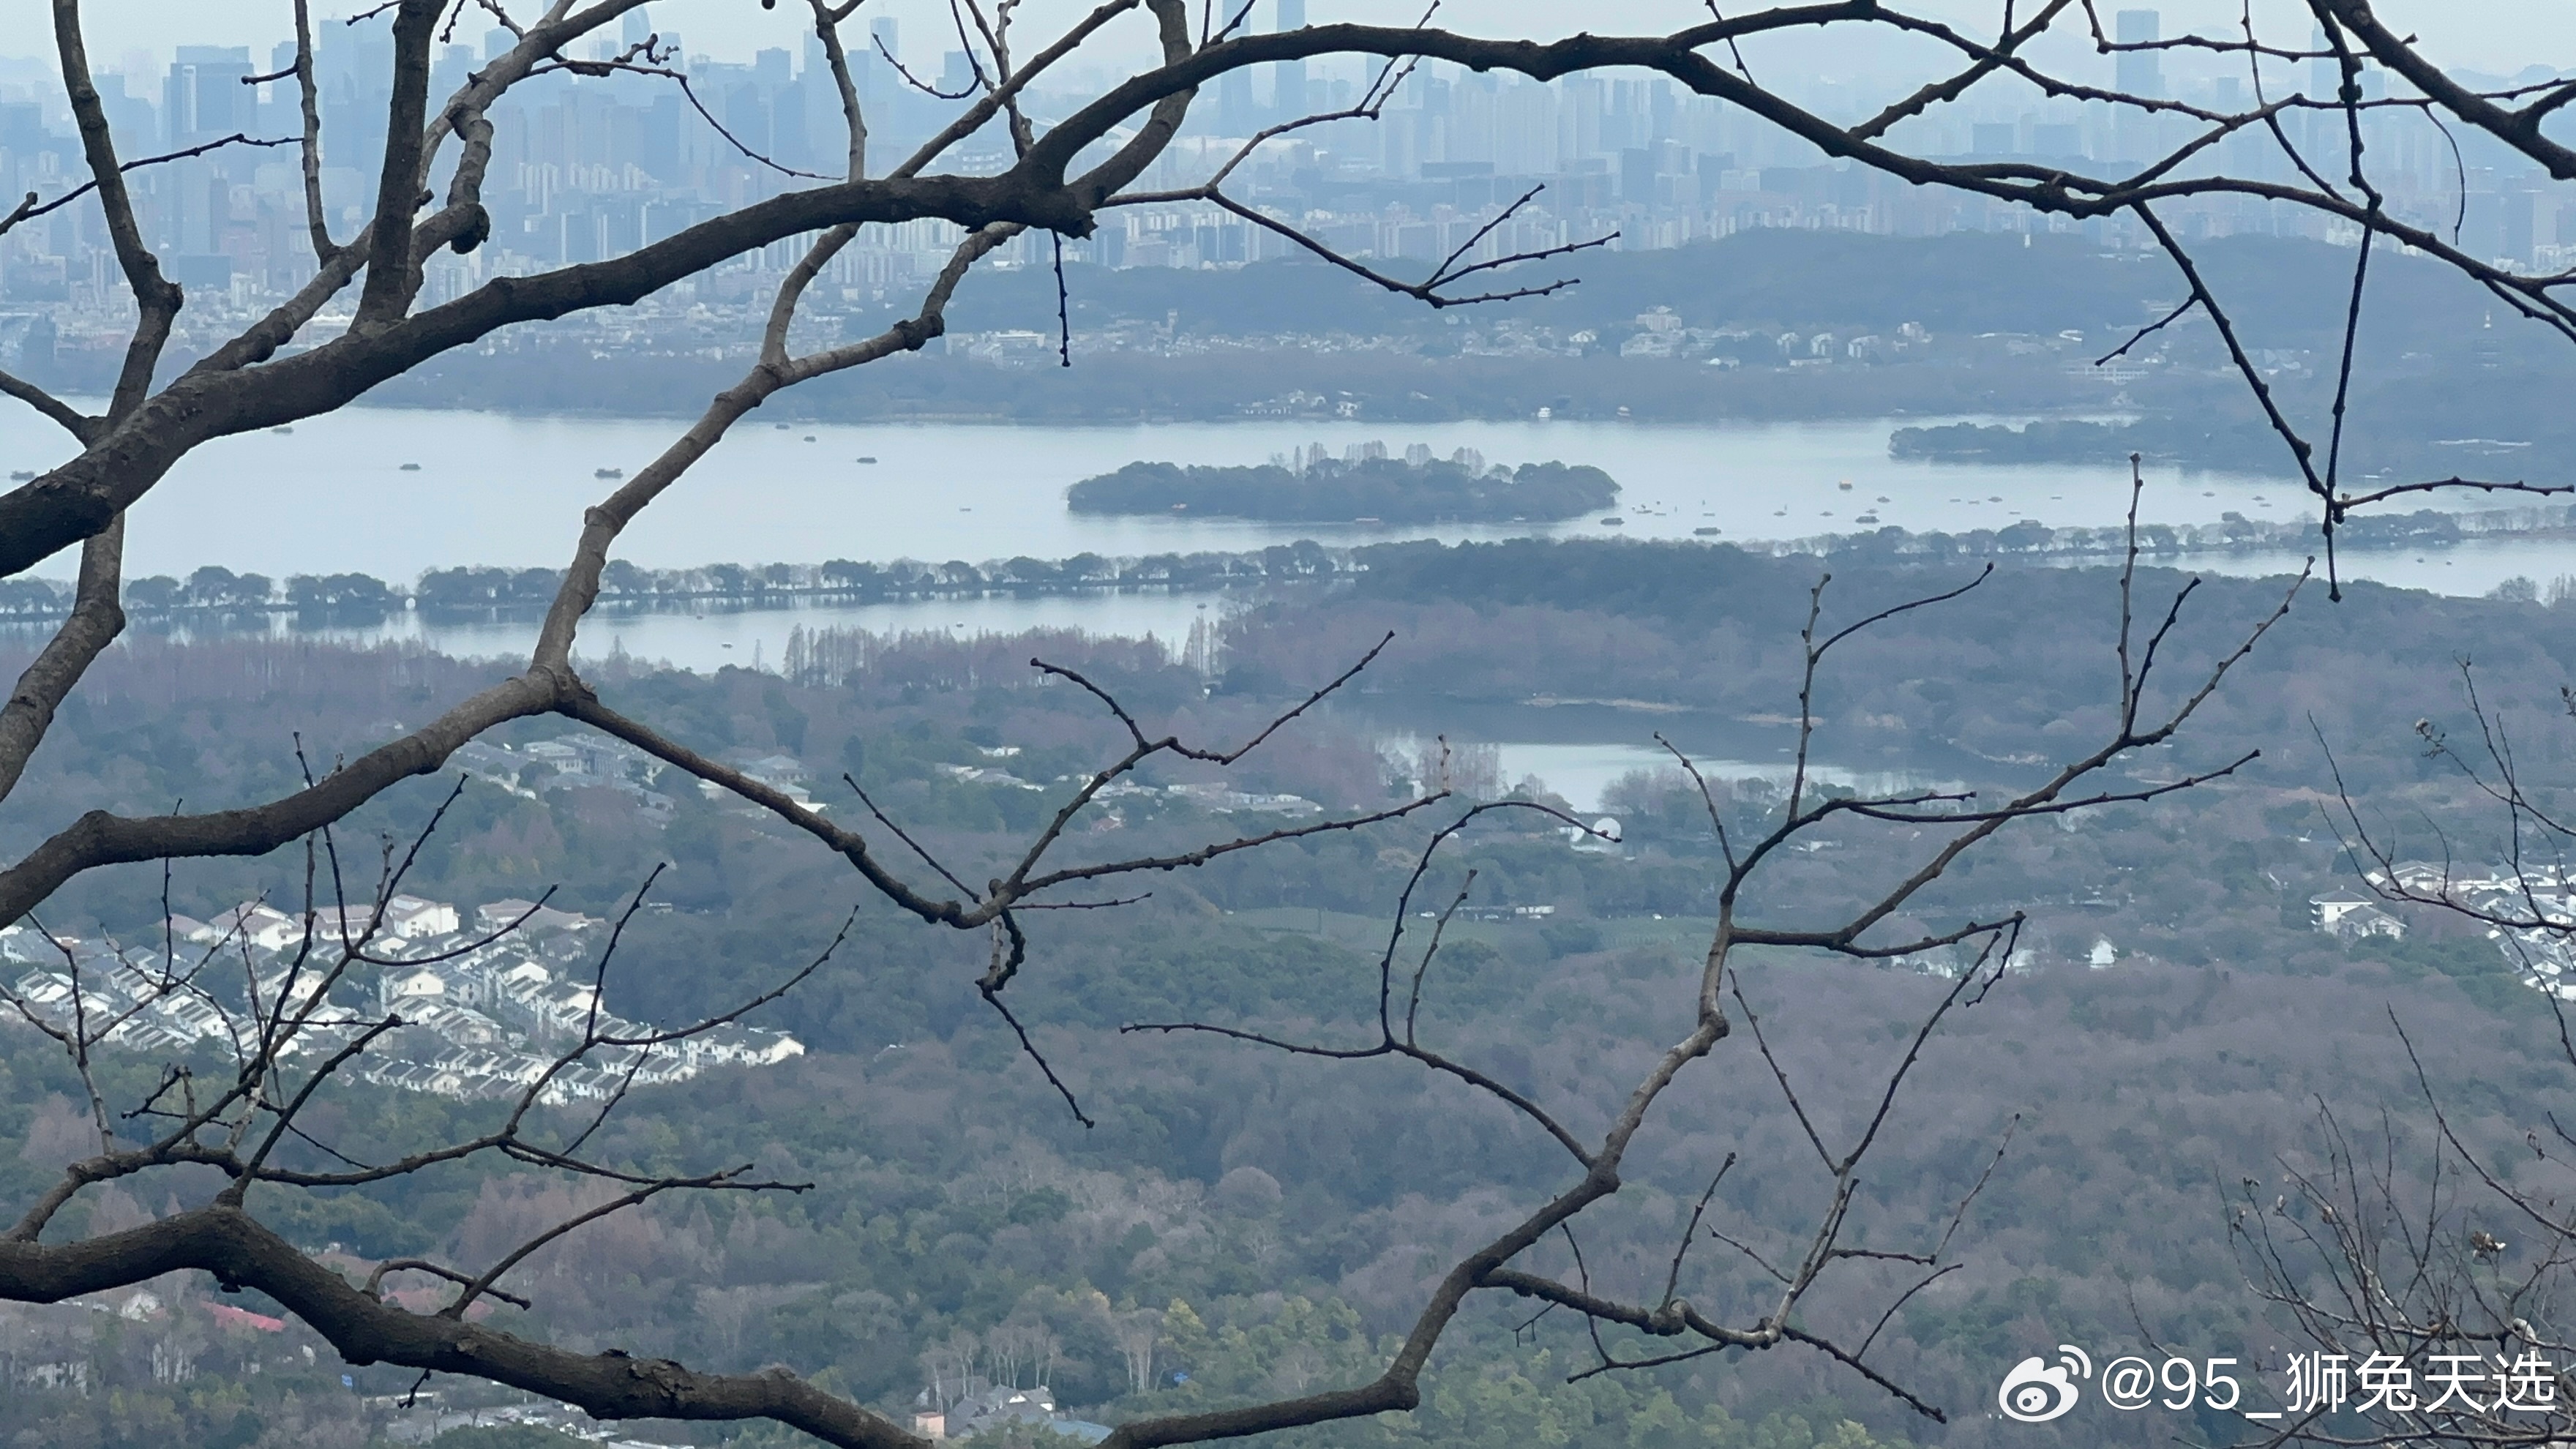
[1065,447,1620,523]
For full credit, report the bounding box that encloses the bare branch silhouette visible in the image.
[0,0,2566,1440]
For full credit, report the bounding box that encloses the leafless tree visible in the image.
[2228,1081,2576,1448]
[922,1329,982,1414]
[1116,1306,1162,1398]
[2231,673,2576,1446]
[0,0,2563,1442]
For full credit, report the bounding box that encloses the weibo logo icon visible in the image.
[1997,1345,2090,1423]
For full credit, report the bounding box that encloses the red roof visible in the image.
[207,1303,288,1333]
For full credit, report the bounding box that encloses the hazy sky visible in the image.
[0,1,2564,80]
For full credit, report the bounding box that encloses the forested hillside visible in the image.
[2,541,2567,1446]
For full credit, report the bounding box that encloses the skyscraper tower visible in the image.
[1274,0,1308,122]
[2304,26,2365,174]
[1218,66,1257,135]
[2310,25,2340,99]
[864,17,901,111]
[2113,10,2161,97]
[164,46,253,148]
[2112,10,2160,162]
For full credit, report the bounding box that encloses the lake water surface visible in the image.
[27,405,2535,810]
[15,408,2576,661]
[14,408,2302,580]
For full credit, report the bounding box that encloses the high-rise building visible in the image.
[2113,10,2161,97]
[800,34,852,171]
[1273,0,1307,121]
[1218,67,1257,136]
[1494,79,1555,176]
[1620,146,1654,204]
[2112,11,2160,162]
[2310,25,2340,98]
[89,71,157,152]
[258,40,301,140]
[865,17,901,103]
[164,46,253,147]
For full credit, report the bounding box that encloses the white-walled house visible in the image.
[380,965,448,1012]
[2310,889,2376,932]
[201,903,305,952]
[383,896,460,938]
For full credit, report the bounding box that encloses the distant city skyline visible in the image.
[0,0,2564,341]
[0,0,2564,79]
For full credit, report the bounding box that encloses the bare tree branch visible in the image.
[1,4,2568,1444]
[0,515,122,806]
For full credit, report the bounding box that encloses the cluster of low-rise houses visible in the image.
[0,891,800,1104]
[949,757,1323,820]
[351,726,1334,833]
[2306,887,2411,944]
[452,731,681,823]
[386,1400,702,1447]
[459,732,854,819]
[910,1383,1112,1444]
[2313,860,2576,997]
